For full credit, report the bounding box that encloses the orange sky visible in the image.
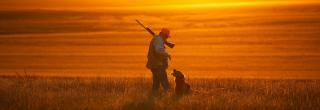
[0,0,319,9]
[0,0,319,78]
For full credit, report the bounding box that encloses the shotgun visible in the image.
[136,19,175,48]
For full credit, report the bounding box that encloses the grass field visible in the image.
[0,75,320,110]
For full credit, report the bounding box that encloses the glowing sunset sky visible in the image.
[0,0,319,78]
[0,0,319,9]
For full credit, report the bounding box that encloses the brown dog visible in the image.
[171,69,191,96]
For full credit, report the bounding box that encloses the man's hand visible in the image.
[165,41,175,48]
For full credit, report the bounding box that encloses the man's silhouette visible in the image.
[146,28,171,96]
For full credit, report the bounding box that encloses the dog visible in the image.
[171,69,191,96]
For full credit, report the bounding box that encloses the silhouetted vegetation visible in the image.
[0,75,319,110]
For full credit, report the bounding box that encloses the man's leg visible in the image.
[159,68,170,92]
[151,68,160,95]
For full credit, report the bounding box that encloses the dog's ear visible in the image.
[179,72,185,78]
[175,71,184,79]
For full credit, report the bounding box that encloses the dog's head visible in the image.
[171,69,185,79]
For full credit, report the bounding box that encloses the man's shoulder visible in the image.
[153,35,163,41]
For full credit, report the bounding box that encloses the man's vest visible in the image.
[146,36,168,69]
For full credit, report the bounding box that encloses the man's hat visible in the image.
[160,28,170,38]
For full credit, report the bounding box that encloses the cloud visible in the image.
[0,3,319,35]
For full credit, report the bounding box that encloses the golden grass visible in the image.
[0,74,319,110]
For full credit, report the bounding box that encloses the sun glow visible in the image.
[120,1,317,10]
[0,0,319,9]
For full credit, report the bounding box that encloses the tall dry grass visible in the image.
[0,74,319,110]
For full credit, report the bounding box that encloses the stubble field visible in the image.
[0,74,320,110]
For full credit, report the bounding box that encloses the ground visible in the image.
[0,75,320,110]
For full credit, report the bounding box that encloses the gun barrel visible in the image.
[136,19,155,36]
[136,20,146,29]
[136,19,175,48]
